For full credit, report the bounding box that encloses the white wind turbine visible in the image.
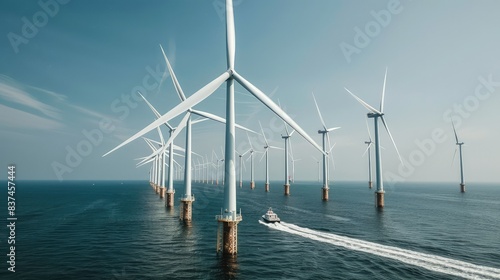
[236,149,249,188]
[103,0,324,255]
[452,121,466,193]
[345,68,402,208]
[259,121,283,192]
[246,133,262,189]
[362,119,374,189]
[281,123,295,195]
[312,93,340,201]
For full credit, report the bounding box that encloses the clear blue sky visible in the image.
[1,0,499,185]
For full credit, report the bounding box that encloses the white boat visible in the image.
[262,207,280,223]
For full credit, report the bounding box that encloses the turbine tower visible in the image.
[452,121,465,193]
[259,121,283,192]
[345,69,402,208]
[282,124,294,195]
[246,133,261,189]
[103,0,324,255]
[363,119,374,189]
[312,93,340,201]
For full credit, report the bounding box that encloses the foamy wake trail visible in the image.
[259,220,500,279]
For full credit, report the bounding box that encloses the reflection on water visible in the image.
[217,254,239,280]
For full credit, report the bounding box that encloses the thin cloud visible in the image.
[0,103,63,130]
[0,75,62,120]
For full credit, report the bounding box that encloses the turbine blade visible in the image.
[289,129,295,136]
[156,126,164,145]
[137,157,156,167]
[327,127,341,132]
[259,121,269,146]
[242,148,251,156]
[269,145,284,150]
[102,71,229,157]
[259,149,267,162]
[312,92,327,130]
[233,71,323,152]
[452,121,459,144]
[380,116,403,165]
[326,133,332,154]
[247,132,254,150]
[362,143,370,157]
[139,92,174,131]
[452,147,458,167]
[191,109,257,134]
[191,118,208,125]
[344,87,381,114]
[380,68,388,112]
[226,0,235,69]
[365,118,372,141]
[139,113,191,165]
[159,44,186,101]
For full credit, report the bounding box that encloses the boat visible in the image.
[262,207,280,223]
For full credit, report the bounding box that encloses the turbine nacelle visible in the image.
[367,112,383,118]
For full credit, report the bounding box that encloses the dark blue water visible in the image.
[1,180,499,279]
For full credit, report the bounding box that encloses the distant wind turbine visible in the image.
[259,121,283,192]
[363,119,374,189]
[281,123,294,195]
[345,68,402,208]
[312,93,340,201]
[236,149,249,188]
[452,121,466,193]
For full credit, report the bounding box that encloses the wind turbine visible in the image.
[452,121,466,193]
[363,119,374,189]
[312,93,340,201]
[246,133,261,189]
[236,149,249,188]
[281,123,294,195]
[345,68,402,208]
[259,121,283,192]
[148,45,256,222]
[103,0,324,255]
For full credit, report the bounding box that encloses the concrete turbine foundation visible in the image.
[180,196,195,221]
[284,184,290,196]
[250,182,255,189]
[216,213,242,255]
[265,183,269,192]
[159,187,165,198]
[375,191,384,208]
[322,187,329,201]
[166,190,175,208]
[460,183,465,193]
[368,181,373,189]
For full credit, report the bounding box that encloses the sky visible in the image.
[1,0,499,186]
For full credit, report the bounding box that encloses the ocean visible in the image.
[1,180,499,279]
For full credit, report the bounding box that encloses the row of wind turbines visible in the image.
[103,0,466,255]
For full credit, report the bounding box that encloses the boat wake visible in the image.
[259,220,500,279]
